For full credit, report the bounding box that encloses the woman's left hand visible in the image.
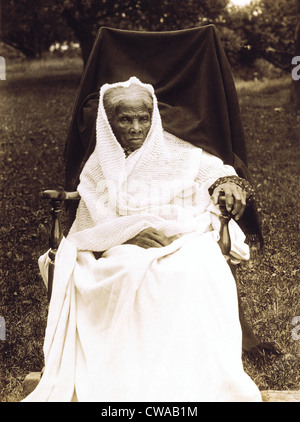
[211,181,247,220]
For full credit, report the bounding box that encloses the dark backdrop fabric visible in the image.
[63,25,262,239]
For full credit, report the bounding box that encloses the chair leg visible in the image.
[47,251,56,302]
[46,198,63,301]
[229,263,260,351]
[238,299,260,351]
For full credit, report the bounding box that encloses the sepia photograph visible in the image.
[0,0,299,404]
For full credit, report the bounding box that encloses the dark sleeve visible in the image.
[208,175,255,204]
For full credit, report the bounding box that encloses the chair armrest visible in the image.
[41,190,80,201]
[41,190,80,301]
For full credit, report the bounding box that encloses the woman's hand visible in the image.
[124,227,175,248]
[211,181,247,221]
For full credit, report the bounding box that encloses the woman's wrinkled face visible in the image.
[109,97,152,151]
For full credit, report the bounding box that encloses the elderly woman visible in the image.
[24,77,261,402]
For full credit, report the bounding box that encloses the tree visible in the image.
[225,0,296,71]
[1,0,73,58]
[59,0,230,64]
[0,0,297,73]
[1,0,229,63]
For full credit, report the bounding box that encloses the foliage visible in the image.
[1,0,297,69]
[1,0,229,62]
[224,0,297,71]
[1,0,74,57]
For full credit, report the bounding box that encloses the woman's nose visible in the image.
[130,119,142,133]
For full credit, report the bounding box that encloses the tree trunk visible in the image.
[78,35,95,66]
[61,8,95,66]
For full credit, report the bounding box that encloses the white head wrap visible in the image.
[67,77,213,251]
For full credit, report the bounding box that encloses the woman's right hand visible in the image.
[124,227,175,249]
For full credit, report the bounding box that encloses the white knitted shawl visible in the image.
[67,77,236,251]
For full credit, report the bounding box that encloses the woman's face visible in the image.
[109,97,152,151]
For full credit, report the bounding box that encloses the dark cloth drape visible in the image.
[63,24,262,240]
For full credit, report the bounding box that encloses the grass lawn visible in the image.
[0,57,299,401]
[235,76,300,390]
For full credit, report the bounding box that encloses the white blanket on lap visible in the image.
[24,223,261,402]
